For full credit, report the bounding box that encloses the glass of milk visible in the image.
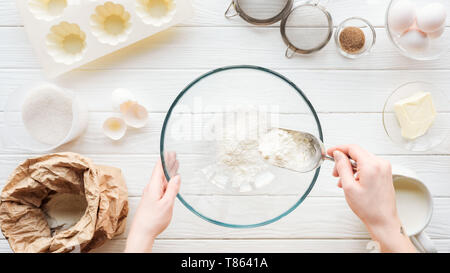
[3,82,88,152]
[392,165,436,253]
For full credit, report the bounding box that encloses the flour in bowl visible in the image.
[201,113,317,192]
[201,110,275,192]
[22,84,73,145]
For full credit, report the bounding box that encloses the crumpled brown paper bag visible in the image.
[0,153,128,253]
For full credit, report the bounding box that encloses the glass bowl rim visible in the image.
[160,65,323,228]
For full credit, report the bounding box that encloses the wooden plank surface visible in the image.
[2,238,450,253]
[2,112,450,155]
[1,69,450,113]
[1,155,450,197]
[2,196,450,241]
[0,0,396,27]
[1,27,450,70]
[1,237,449,253]
[2,0,450,28]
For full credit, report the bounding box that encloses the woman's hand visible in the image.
[328,144,416,253]
[125,152,180,253]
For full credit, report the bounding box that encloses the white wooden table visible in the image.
[1,0,450,253]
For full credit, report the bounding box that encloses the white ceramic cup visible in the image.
[391,165,436,253]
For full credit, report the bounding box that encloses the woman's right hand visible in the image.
[327,144,416,253]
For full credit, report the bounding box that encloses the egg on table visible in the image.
[103,117,127,140]
[389,0,416,34]
[122,102,149,128]
[416,3,446,33]
[399,28,430,53]
[111,88,136,112]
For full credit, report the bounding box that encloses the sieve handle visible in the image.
[285,47,296,58]
[225,2,238,18]
[307,0,330,7]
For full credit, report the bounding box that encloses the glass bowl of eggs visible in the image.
[386,0,449,60]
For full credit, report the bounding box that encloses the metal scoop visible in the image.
[261,128,357,173]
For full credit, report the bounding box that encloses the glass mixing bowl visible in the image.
[160,65,323,228]
[385,0,449,61]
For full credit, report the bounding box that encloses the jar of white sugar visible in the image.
[4,82,88,152]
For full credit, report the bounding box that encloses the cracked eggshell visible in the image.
[122,102,149,128]
[103,117,127,140]
[136,0,176,26]
[111,88,136,112]
[46,21,87,65]
[90,2,132,46]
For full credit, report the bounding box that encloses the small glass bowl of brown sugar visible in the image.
[334,17,376,59]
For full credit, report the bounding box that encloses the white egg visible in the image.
[399,29,430,53]
[119,100,137,114]
[417,3,446,33]
[103,117,127,140]
[111,88,136,112]
[122,102,149,128]
[428,26,445,39]
[389,0,416,34]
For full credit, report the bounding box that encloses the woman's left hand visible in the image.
[125,152,180,253]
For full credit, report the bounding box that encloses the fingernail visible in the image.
[333,150,344,160]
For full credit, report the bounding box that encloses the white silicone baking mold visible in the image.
[17,0,193,78]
